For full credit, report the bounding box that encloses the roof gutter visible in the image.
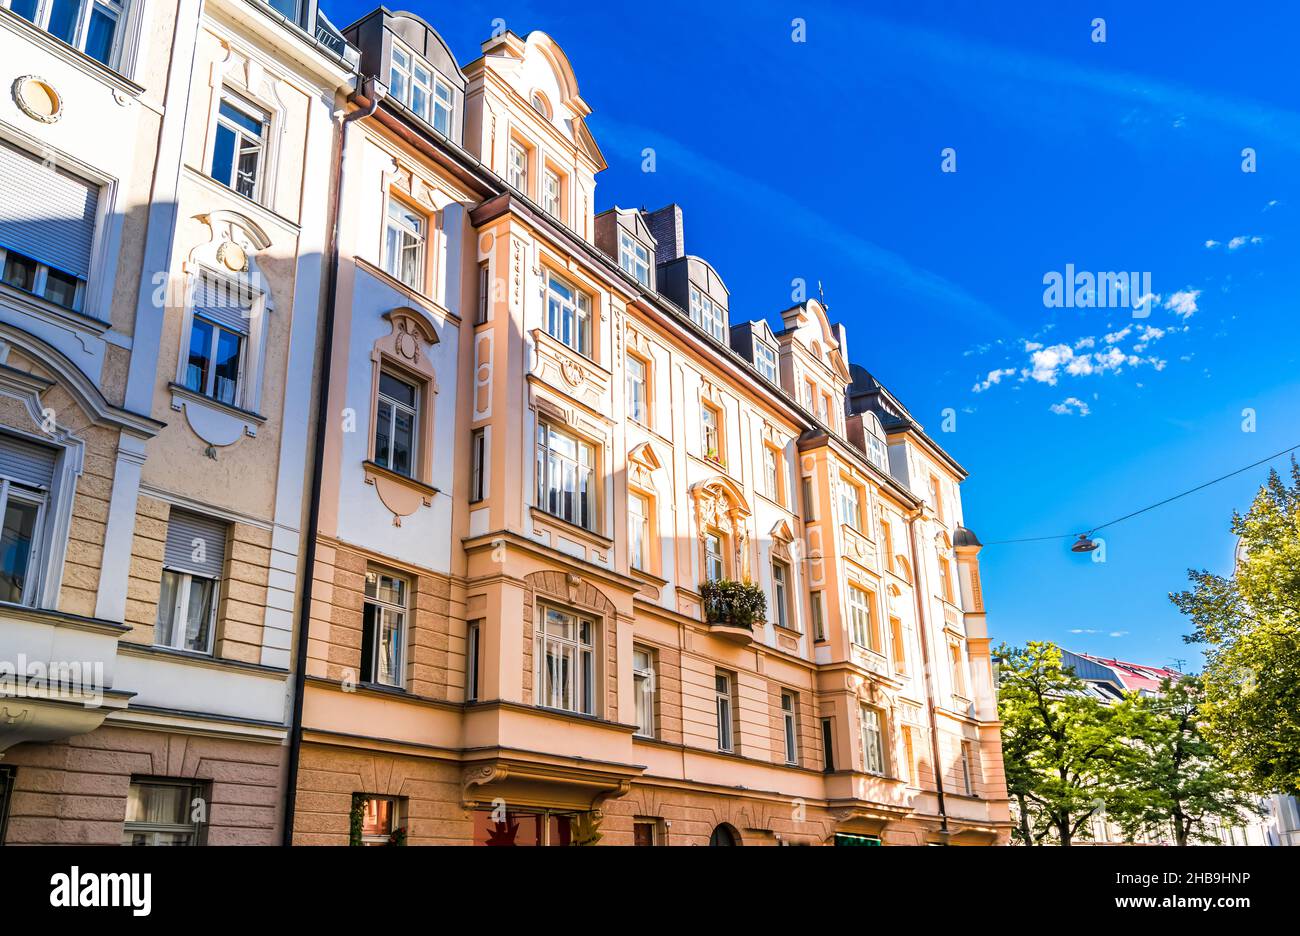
[280,75,384,846]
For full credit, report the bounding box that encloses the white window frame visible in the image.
[860,704,885,776]
[689,286,725,341]
[363,569,408,688]
[628,491,649,572]
[839,477,862,530]
[469,427,486,502]
[781,691,798,765]
[704,529,725,583]
[383,196,426,290]
[184,313,246,408]
[535,604,595,715]
[544,272,591,356]
[535,422,595,530]
[772,559,791,630]
[618,231,650,286]
[626,353,648,425]
[390,42,451,134]
[848,584,877,651]
[633,646,655,738]
[701,403,721,462]
[810,591,825,642]
[465,620,480,702]
[715,671,734,753]
[754,341,777,382]
[154,568,218,655]
[542,167,561,218]
[508,140,528,194]
[374,369,419,479]
[121,779,206,847]
[5,0,128,68]
[0,477,46,607]
[209,88,269,202]
[764,445,780,501]
[960,740,975,796]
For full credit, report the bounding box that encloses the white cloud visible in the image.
[1024,344,1075,385]
[1050,397,1091,416]
[1164,289,1200,319]
[1102,326,1131,344]
[1227,235,1263,250]
[1023,340,1043,352]
[1204,239,1220,248]
[972,367,1017,393]
[1109,631,1129,638]
[1074,336,1096,350]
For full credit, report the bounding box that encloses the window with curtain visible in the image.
[384,197,425,290]
[704,529,725,583]
[535,605,594,715]
[0,433,56,607]
[860,705,885,776]
[626,354,648,424]
[628,491,649,572]
[633,646,655,738]
[362,568,407,687]
[535,423,594,530]
[715,671,734,752]
[848,584,878,651]
[781,691,798,765]
[157,509,227,655]
[122,779,208,845]
[374,370,419,479]
[184,277,250,408]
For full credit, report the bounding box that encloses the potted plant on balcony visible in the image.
[701,579,767,630]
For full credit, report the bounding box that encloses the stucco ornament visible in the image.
[690,477,752,581]
[12,76,61,123]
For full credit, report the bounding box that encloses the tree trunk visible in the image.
[1057,813,1072,846]
[1018,794,1034,845]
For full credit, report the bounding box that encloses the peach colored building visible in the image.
[290,11,1010,846]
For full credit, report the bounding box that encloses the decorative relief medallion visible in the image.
[12,76,61,123]
[216,239,248,273]
[560,357,584,387]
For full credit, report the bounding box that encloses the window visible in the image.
[628,492,649,572]
[535,423,594,530]
[880,519,894,574]
[821,392,832,424]
[476,261,490,324]
[763,445,781,503]
[530,91,550,118]
[821,718,835,772]
[847,584,878,652]
[937,556,955,603]
[465,620,480,702]
[903,726,917,784]
[709,823,739,846]
[781,691,798,765]
[469,428,486,502]
[688,286,725,340]
[184,278,249,408]
[362,569,407,687]
[703,529,725,583]
[960,741,976,796]
[949,640,967,698]
[771,559,792,631]
[889,615,907,674]
[5,0,126,67]
[542,168,561,218]
[535,605,595,715]
[384,197,425,290]
[157,510,226,655]
[633,818,661,846]
[374,370,418,479]
[803,379,816,410]
[473,807,574,846]
[391,44,453,135]
[618,231,651,286]
[0,764,13,843]
[839,477,862,530]
[508,140,528,193]
[626,354,648,424]
[865,415,888,472]
[0,139,98,313]
[809,591,825,642]
[801,476,815,521]
[210,90,268,201]
[123,779,207,846]
[701,403,721,463]
[0,434,55,606]
[544,273,591,356]
[633,646,655,738]
[928,473,944,521]
[860,705,885,776]
[715,671,735,753]
[352,794,405,846]
[753,341,778,382]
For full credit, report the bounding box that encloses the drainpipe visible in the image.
[281,76,385,846]
[908,509,950,839]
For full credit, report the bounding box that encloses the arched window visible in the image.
[530,90,551,118]
[709,823,739,846]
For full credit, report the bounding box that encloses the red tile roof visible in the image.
[1078,654,1184,693]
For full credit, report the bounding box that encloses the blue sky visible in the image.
[328,1,1300,670]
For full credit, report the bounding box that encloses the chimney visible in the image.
[641,204,684,265]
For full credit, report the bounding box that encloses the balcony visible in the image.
[701,580,765,645]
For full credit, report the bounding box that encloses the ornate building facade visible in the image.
[0,2,1009,846]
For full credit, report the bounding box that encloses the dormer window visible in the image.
[689,286,725,341]
[754,342,777,382]
[618,232,650,286]
[390,43,453,136]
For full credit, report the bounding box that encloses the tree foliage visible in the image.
[1172,459,1300,796]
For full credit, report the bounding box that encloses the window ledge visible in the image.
[529,505,613,549]
[168,382,265,446]
[773,622,804,639]
[0,284,110,336]
[353,257,460,326]
[0,8,145,101]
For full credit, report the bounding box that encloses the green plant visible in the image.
[701,579,767,628]
[348,794,366,846]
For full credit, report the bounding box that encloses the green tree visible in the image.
[1172,460,1300,796]
[1109,675,1259,845]
[996,641,1134,845]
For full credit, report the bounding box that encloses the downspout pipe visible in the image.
[908,510,951,839]
[281,76,384,846]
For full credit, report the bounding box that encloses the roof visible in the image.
[1077,654,1184,695]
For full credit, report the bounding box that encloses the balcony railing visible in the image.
[701,580,765,644]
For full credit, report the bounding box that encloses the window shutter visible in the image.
[191,277,252,335]
[163,509,228,579]
[0,139,99,278]
[0,433,58,490]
